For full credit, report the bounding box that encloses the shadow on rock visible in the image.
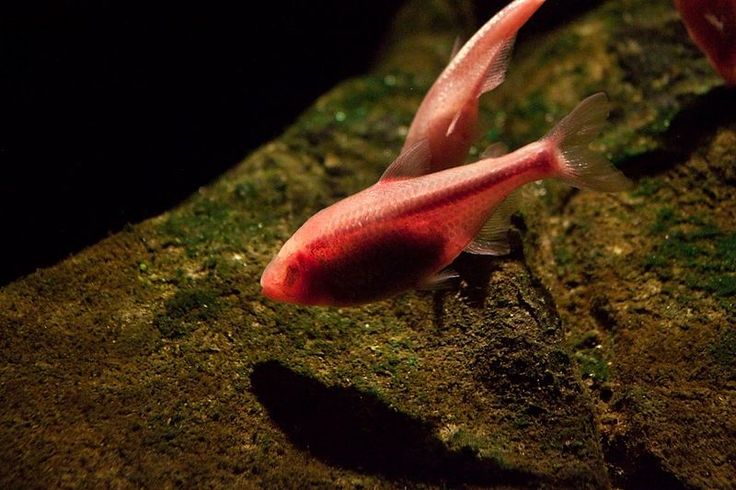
[453,229,526,308]
[625,86,736,178]
[250,360,540,487]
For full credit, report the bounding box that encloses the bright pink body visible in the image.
[403,0,545,172]
[261,141,554,306]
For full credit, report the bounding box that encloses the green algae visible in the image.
[648,206,677,234]
[159,199,250,256]
[154,287,222,339]
[710,328,736,378]
[570,331,610,382]
[645,208,736,314]
[574,352,610,383]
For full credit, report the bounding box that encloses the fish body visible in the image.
[261,94,631,306]
[401,0,546,176]
[675,0,736,85]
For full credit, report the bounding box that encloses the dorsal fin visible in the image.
[480,142,509,159]
[379,139,432,181]
[464,188,522,255]
[478,35,516,97]
[449,35,464,62]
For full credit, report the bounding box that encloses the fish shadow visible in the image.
[444,228,526,310]
[623,85,736,178]
[250,360,540,486]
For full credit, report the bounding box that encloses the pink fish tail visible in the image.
[546,93,632,192]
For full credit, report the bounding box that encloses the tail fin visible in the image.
[546,92,632,192]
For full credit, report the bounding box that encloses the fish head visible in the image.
[260,256,302,304]
[260,236,315,305]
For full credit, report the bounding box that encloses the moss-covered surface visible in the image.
[494,0,736,487]
[1,0,734,488]
[523,126,736,489]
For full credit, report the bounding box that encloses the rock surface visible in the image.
[1,0,734,488]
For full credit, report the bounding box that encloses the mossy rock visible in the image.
[505,0,735,487]
[1,0,734,488]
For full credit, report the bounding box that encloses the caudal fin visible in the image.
[546,92,632,192]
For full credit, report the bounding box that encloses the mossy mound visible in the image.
[1,0,734,488]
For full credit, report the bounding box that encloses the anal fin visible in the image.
[464,189,521,256]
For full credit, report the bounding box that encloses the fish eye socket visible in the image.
[283,263,299,288]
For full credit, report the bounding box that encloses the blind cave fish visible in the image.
[402,0,546,175]
[261,93,632,306]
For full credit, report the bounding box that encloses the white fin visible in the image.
[446,110,462,137]
[546,92,633,192]
[418,268,459,290]
[380,139,432,181]
[480,142,509,159]
[449,35,463,62]
[478,35,515,97]
[464,189,521,256]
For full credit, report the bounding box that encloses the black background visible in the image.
[1,0,595,286]
[1,1,402,285]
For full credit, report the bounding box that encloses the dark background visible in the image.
[1,0,594,286]
[0,1,402,285]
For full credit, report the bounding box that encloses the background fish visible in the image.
[261,93,631,306]
[401,0,546,177]
[675,0,736,85]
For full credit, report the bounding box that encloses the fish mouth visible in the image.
[260,260,289,303]
[260,265,277,300]
[260,283,279,301]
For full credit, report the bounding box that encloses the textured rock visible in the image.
[482,0,735,487]
[1,0,734,488]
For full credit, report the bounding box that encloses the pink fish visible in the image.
[675,0,736,85]
[261,93,632,306]
[402,0,546,177]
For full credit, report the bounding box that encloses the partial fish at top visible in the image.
[401,0,546,177]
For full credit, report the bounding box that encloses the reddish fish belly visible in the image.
[295,225,447,306]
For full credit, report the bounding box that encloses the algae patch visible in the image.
[645,209,736,314]
[710,328,736,379]
[154,287,222,339]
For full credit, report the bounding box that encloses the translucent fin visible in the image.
[449,35,463,62]
[546,92,633,192]
[446,110,462,137]
[480,142,509,159]
[418,268,459,290]
[478,35,515,97]
[464,189,521,256]
[379,139,432,181]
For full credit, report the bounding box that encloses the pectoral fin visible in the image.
[446,110,463,137]
[418,268,460,290]
[480,142,509,159]
[464,189,521,255]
